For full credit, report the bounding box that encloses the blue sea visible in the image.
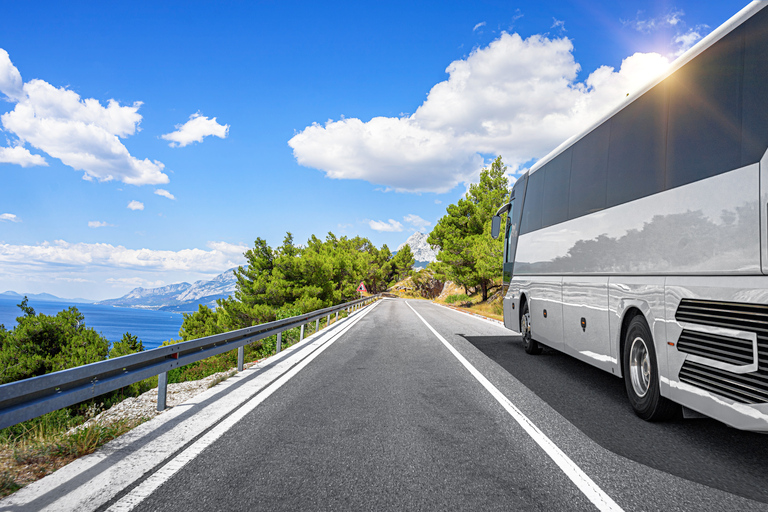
[0,297,184,350]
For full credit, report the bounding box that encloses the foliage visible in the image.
[179,231,409,337]
[428,156,508,300]
[0,298,110,385]
[109,332,144,359]
[445,294,471,304]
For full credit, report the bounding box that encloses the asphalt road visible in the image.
[125,299,768,511]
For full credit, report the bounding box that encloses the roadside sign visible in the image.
[357,282,367,293]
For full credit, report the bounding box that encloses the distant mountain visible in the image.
[0,291,96,304]
[398,231,438,268]
[97,269,237,312]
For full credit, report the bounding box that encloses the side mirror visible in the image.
[491,215,501,239]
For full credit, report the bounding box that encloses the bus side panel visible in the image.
[505,279,523,333]
[562,277,612,373]
[527,277,564,351]
[665,276,768,431]
[761,149,768,274]
[607,277,666,381]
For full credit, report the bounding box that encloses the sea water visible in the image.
[0,297,184,350]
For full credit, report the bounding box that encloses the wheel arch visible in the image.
[618,306,644,378]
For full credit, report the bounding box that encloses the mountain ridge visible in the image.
[398,231,438,268]
[96,269,237,311]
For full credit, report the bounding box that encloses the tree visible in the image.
[0,300,109,384]
[428,156,509,301]
[181,231,406,337]
[110,332,145,358]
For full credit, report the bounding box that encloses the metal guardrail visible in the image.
[0,294,381,430]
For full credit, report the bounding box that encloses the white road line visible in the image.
[406,301,624,512]
[107,300,380,512]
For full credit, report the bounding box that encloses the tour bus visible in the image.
[492,1,768,431]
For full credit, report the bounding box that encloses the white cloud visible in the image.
[368,219,404,232]
[154,188,176,200]
[473,22,486,32]
[88,221,111,228]
[0,48,168,186]
[0,240,248,273]
[434,199,442,204]
[551,18,565,31]
[289,33,670,193]
[127,200,144,211]
[674,27,707,56]
[0,49,23,102]
[161,112,229,148]
[625,9,685,33]
[0,145,47,167]
[0,213,20,222]
[106,277,165,288]
[404,214,431,231]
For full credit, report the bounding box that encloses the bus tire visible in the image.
[622,315,679,421]
[521,302,542,355]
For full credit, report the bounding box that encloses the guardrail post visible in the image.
[335,311,339,323]
[237,346,244,372]
[315,318,319,332]
[157,372,168,411]
[300,324,305,341]
[276,331,282,353]
[326,314,330,327]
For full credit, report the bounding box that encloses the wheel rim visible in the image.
[522,310,532,347]
[629,336,651,398]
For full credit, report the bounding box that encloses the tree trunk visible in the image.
[482,281,488,302]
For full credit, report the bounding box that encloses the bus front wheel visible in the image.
[622,315,679,421]
[521,302,542,355]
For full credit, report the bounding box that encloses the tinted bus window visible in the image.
[568,120,610,220]
[607,85,667,208]
[520,169,544,235]
[541,149,572,228]
[741,7,768,166]
[665,27,744,189]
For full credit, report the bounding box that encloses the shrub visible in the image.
[445,294,470,304]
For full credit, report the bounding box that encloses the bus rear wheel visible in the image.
[622,315,679,421]
[521,302,542,355]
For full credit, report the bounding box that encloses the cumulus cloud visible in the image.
[289,33,670,193]
[161,113,229,148]
[404,214,431,231]
[127,200,144,211]
[0,213,20,222]
[369,219,404,232]
[88,221,111,228]
[0,240,248,273]
[154,188,175,200]
[0,48,168,185]
[0,49,23,102]
[0,145,47,167]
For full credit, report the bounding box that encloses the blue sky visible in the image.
[0,0,750,299]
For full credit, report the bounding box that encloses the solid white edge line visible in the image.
[405,301,624,512]
[107,300,380,512]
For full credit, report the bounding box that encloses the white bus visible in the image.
[492,1,768,431]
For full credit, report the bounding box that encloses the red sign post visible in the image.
[356,281,367,296]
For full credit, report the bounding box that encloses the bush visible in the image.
[445,294,470,304]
